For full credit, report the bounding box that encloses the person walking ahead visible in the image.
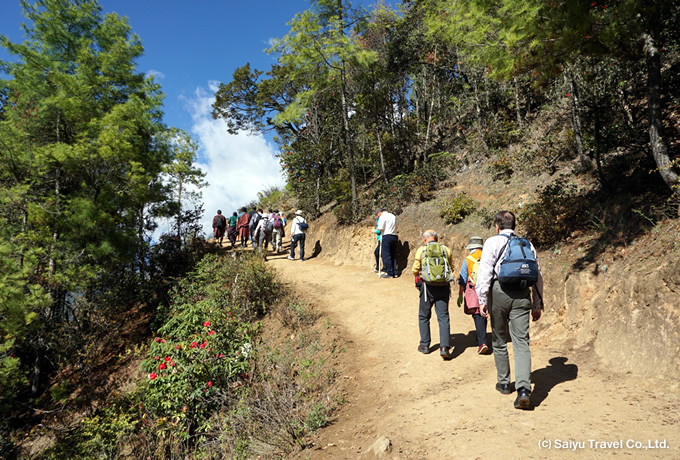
[457,236,490,355]
[236,207,250,248]
[412,230,454,360]
[212,210,226,246]
[288,210,307,261]
[476,211,544,410]
[376,207,398,278]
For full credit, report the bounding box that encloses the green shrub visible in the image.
[519,176,588,246]
[440,193,477,224]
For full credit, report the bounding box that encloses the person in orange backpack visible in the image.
[457,236,490,355]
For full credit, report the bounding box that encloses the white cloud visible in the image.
[145,69,165,80]
[184,82,285,238]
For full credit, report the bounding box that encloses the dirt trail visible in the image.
[265,251,680,459]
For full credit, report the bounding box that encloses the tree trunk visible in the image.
[514,77,523,129]
[337,0,357,217]
[376,129,388,185]
[642,33,679,192]
[568,71,590,170]
[176,181,183,247]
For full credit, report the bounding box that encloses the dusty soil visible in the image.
[264,240,680,459]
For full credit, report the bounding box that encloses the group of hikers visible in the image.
[375,208,545,410]
[216,205,544,410]
[211,207,308,261]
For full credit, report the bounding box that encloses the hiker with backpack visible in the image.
[376,208,399,278]
[212,210,227,246]
[457,236,490,355]
[270,209,286,253]
[254,213,273,260]
[476,211,544,410]
[236,207,250,248]
[288,210,308,261]
[412,230,455,360]
[247,206,258,247]
[249,208,263,251]
[227,211,238,249]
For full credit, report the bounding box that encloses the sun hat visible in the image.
[295,209,304,216]
[465,236,484,250]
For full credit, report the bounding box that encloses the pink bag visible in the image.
[463,276,480,315]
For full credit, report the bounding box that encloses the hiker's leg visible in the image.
[380,239,390,275]
[418,287,432,348]
[508,292,532,391]
[382,235,397,276]
[390,237,398,275]
[433,286,451,348]
[290,235,298,257]
[299,234,306,260]
[473,313,488,346]
[374,243,380,270]
[490,282,512,385]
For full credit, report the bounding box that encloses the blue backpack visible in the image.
[494,234,539,289]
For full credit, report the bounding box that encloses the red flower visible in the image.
[175,345,181,350]
[153,356,160,360]
[164,356,172,362]
[149,372,157,380]
[159,363,167,370]
[566,93,570,97]
[169,361,176,367]
[203,321,211,327]
[190,342,198,348]
[208,330,216,335]
[161,339,166,343]
[206,381,213,388]
[155,337,162,342]
[241,373,249,380]
[199,343,206,349]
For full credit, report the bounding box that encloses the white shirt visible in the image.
[377,211,397,236]
[475,229,544,309]
[291,215,307,236]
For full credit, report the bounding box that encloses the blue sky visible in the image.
[0,0,338,236]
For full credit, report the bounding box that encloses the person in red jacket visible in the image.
[212,210,226,246]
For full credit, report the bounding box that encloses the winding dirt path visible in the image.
[265,251,680,459]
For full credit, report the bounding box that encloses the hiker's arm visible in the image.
[411,247,423,277]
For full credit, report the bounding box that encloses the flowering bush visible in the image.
[139,253,273,442]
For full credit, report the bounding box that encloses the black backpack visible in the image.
[262,218,273,236]
[249,213,261,232]
[215,215,226,229]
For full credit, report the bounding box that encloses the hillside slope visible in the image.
[267,245,679,459]
[301,162,680,378]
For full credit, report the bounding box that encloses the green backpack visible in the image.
[421,242,454,285]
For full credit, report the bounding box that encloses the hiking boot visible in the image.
[440,347,453,360]
[478,344,489,355]
[495,383,512,395]
[287,256,295,260]
[417,345,430,354]
[514,387,531,409]
[379,273,392,278]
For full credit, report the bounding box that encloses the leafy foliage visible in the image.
[440,193,477,225]
[519,177,589,246]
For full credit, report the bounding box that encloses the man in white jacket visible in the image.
[476,210,544,410]
[288,210,307,261]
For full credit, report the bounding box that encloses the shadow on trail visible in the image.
[530,357,579,407]
[449,331,478,359]
[310,240,322,259]
[396,240,410,275]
